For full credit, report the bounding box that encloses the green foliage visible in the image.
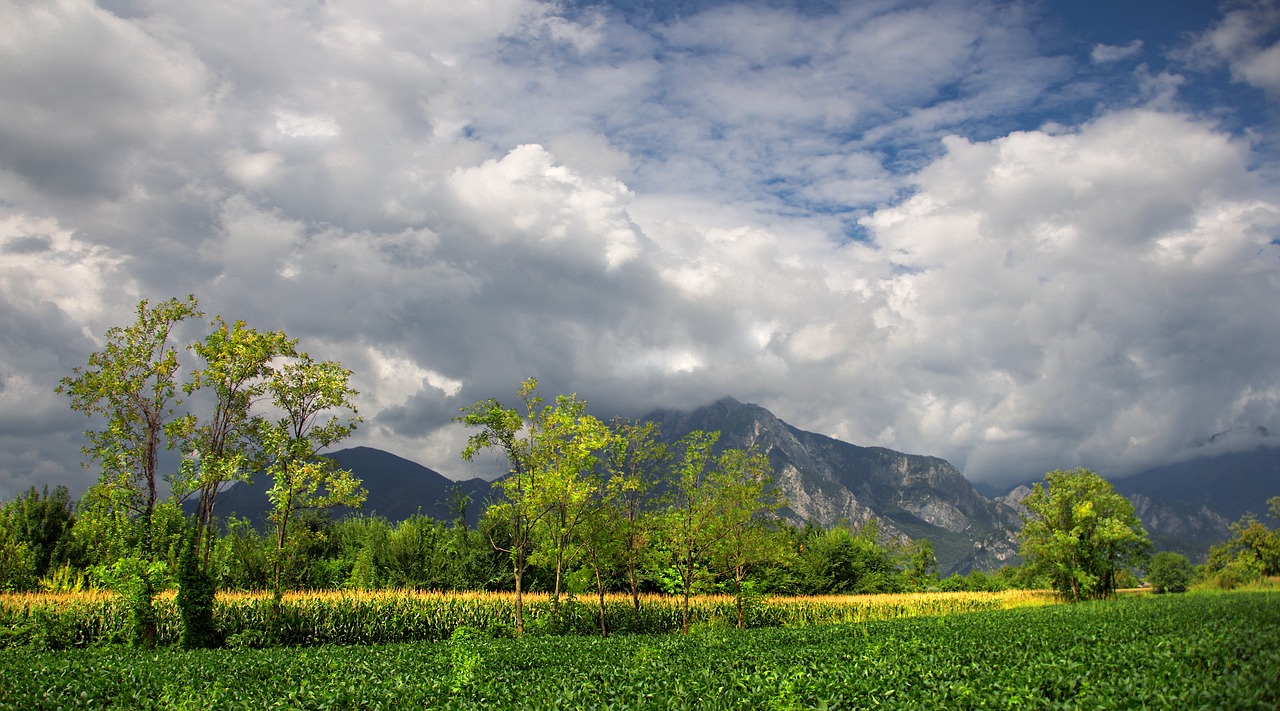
[2,593,1277,709]
[176,526,219,649]
[259,355,364,604]
[795,521,903,595]
[661,430,723,633]
[38,563,88,593]
[1147,551,1194,594]
[1018,468,1151,601]
[458,378,615,635]
[706,447,787,628]
[178,317,298,569]
[1206,511,1280,584]
[0,485,78,580]
[114,557,159,649]
[57,295,202,559]
[0,527,35,593]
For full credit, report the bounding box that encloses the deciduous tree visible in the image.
[259,355,365,606]
[180,317,297,568]
[57,295,201,558]
[707,447,785,628]
[1146,551,1193,594]
[661,430,721,634]
[1018,468,1150,601]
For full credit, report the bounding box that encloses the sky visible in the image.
[2,0,1279,498]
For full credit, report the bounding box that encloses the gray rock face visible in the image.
[645,397,1022,574]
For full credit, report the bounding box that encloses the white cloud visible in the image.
[856,109,1280,479]
[1092,40,1143,64]
[1,0,1278,495]
[1185,0,1280,93]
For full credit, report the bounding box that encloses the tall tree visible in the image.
[180,317,298,568]
[1018,468,1150,601]
[530,393,611,601]
[459,378,539,637]
[706,447,785,628]
[57,295,201,557]
[602,419,668,610]
[458,379,610,633]
[259,355,365,606]
[662,430,721,634]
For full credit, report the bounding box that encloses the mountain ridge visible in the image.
[206,399,1280,571]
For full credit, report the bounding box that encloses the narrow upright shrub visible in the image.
[120,559,157,649]
[177,528,219,648]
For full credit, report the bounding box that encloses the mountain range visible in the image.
[209,397,1280,574]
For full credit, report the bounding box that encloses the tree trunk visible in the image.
[513,557,525,637]
[735,575,744,630]
[594,564,608,638]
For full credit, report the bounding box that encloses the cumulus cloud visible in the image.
[0,0,1277,497]
[1184,0,1280,93]
[1092,40,1144,64]
[857,110,1280,479]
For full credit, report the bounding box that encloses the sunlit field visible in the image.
[0,588,1056,648]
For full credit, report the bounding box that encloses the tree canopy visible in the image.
[1018,468,1150,601]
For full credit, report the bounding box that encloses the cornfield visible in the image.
[0,588,1055,649]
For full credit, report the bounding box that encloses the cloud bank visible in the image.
[1,0,1278,496]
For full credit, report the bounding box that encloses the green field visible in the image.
[1,591,1276,710]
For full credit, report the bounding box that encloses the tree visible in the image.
[796,520,901,595]
[57,295,201,647]
[259,355,365,606]
[706,447,785,628]
[458,378,611,635]
[902,538,939,590]
[0,485,78,580]
[1146,551,1193,594]
[528,393,612,601]
[57,295,201,558]
[0,522,35,592]
[602,419,668,610]
[661,430,722,634]
[1205,500,1280,585]
[1018,468,1151,601]
[180,317,297,568]
[459,379,540,636]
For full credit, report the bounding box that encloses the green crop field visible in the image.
[1,591,1277,710]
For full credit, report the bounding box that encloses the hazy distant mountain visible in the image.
[983,445,1280,562]
[208,406,1280,571]
[1110,446,1280,558]
[645,397,1022,574]
[208,446,493,529]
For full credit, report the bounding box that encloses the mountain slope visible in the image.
[1110,446,1280,557]
[645,397,1022,574]
[208,446,494,528]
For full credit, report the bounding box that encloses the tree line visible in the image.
[1,296,1277,645]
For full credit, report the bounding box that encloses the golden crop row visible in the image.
[0,588,1057,648]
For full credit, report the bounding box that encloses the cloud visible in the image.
[1091,40,1143,64]
[0,0,1277,497]
[857,109,1280,480]
[1184,0,1280,93]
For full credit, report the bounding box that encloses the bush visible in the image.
[1146,552,1193,594]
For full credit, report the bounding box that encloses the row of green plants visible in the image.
[1,591,1275,709]
[0,588,1051,651]
[2,484,1015,596]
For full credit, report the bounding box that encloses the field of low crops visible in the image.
[1,591,1276,709]
[0,588,1053,648]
